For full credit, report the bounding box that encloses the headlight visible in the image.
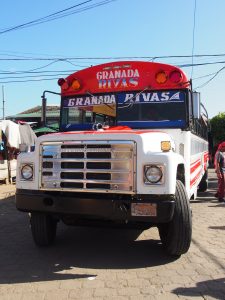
[144,165,163,184]
[21,164,34,180]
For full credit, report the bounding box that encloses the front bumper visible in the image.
[16,189,175,224]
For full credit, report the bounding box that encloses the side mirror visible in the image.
[192,92,200,119]
[41,95,47,127]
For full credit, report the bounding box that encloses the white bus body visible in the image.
[16,61,209,256]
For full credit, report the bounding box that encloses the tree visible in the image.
[210,112,225,146]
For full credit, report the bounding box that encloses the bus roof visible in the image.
[58,61,190,96]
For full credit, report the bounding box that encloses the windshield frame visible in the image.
[59,89,190,131]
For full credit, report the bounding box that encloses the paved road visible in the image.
[0,169,225,300]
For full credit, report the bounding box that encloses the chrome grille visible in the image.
[40,141,136,194]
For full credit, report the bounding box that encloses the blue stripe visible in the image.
[61,120,186,131]
[61,124,93,131]
[117,120,186,128]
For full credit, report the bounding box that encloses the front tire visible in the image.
[158,180,192,256]
[30,213,57,246]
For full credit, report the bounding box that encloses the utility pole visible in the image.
[2,85,5,120]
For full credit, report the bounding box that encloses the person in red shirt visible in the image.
[215,142,225,202]
[214,143,220,198]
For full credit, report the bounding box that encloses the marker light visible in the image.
[155,71,167,84]
[161,141,171,152]
[57,78,69,90]
[169,70,182,83]
[71,78,81,91]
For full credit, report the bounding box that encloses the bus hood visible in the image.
[37,127,175,153]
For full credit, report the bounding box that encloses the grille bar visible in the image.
[42,158,132,162]
[47,179,130,184]
[42,168,131,174]
[40,141,136,194]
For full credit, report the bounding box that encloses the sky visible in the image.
[0,0,225,119]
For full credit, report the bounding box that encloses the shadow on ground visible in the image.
[173,277,225,300]
[209,225,225,230]
[191,169,219,204]
[0,169,220,285]
[0,194,177,285]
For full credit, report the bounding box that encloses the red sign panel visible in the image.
[59,61,190,96]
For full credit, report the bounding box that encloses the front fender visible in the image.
[16,152,37,190]
[136,151,185,195]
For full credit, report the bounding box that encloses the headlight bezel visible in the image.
[20,163,34,181]
[144,164,164,185]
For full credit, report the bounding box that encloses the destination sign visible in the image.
[63,91,185,108]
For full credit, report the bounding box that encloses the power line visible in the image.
[1,62,225,86]
[1,61,224,78]
[191,0,197,78]
[28,0,116,28]
[0,0,93,34]
[1,50,225,60]
[0,72,75,80]
[1,53,225,61]
[0,56,225,87]
[23,60,87,72]
[178,60,225,68]
[1,59,225,76]
[194,66,225,89]
[0,77,60,84]
[193,71,219,80]
[0,70,75,75]
[0,0,116,35]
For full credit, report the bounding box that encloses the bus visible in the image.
[16,61,209,256]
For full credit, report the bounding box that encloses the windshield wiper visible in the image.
[118,87,149,109]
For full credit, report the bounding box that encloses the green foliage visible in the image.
[210,112,225,145]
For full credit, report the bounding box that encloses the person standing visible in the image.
[214,143,221,198]
[215,142,225,202]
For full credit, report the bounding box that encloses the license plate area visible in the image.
[131,203,157,217]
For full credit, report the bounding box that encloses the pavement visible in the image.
[0,169,224,300]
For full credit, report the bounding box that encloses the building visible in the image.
[7,105,60,126]
[6,105,60,135]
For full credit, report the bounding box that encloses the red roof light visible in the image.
[58,78,69,90]
[155,71,168,84]
[169,70,182,83]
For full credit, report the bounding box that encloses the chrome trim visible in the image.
[40,141,136,194]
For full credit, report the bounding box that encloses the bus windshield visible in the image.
[61,90,187,130]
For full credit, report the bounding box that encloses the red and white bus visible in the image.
[16,61,209,256]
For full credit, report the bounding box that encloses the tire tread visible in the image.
[159,180,192,256]
[30,213,57,246]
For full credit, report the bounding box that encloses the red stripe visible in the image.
[51,129,162,136]
[190,160,201,174]
[190,158,201,166]
[204,151,209,170]
[190,169,202,187]
[190,152,209,186]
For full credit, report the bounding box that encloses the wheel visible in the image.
[30,213,57,246]
[158,180,192,256]
[198,170,208,192]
